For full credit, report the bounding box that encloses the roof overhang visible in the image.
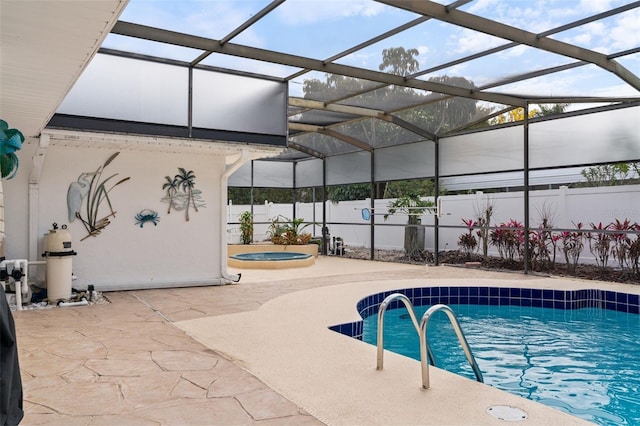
[0,0,128,138]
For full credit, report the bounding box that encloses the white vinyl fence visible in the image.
[228,184,640,265]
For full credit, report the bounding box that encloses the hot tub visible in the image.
[228,251,315,269]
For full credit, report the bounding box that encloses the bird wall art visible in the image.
[67,152,130,240]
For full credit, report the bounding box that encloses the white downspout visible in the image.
[220,149,253,283]
[29,134,49,263]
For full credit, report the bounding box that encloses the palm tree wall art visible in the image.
[161,167,205,221]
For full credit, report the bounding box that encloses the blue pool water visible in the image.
[362,304,640,425]
[230,252,311,261]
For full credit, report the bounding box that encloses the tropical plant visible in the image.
[0,119,24,259]
[384,193,435,258]
[458,218,478,258]
[267,216,312,245]
[0,119,24,179]
[610,219,635,271]
[384,193,435,226]
[490,219,524,263]
[559,222,584,274]
[239,211,253,245]
[77,152,130,240]
[629,229,640,277]
[530,203,557,269]
[587,222,611,270]
[473,198,494,260]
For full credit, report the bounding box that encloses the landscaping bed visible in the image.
[342,246,640,285]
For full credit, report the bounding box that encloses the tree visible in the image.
[228,187,294,204]
[580,162,640,187]
[327,183,371,202]
[400,75,479,135]
[490,107,539,124]
[295,48,479,202]
[489,103,570,125]
[379,47,420,76]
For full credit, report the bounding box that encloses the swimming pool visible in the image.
[329,286,640,426]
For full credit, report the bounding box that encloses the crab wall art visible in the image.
[135,209,160,228]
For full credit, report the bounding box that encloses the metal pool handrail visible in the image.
[419,304,484,389]
[376,293,435,371]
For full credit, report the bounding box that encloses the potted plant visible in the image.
[384,192,434,258]
[0,119,25,259]
[238,211,253,245]
[267,216,312,245]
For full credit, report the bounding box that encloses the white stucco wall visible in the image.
[6,142,227,291]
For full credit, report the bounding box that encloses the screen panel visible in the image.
[57,54,188,126]
[193,69,287,136]
[440,126,524,176]
[326,151,371,185]
[375,141,435,182]
[530,106,640,168]
[296,159,323,188]
[228,162,252,187]
[252,160,293,188]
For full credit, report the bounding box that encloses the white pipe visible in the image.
[220,149,254,284]
[0,259,29,311]
[95,279,231,291]
[15,260,28,311]
[57,299,88,308]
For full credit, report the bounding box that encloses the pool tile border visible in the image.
[330,286,640,340]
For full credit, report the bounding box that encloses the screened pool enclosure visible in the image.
[15,0,640,272]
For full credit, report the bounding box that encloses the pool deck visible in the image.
[13,257,636,425]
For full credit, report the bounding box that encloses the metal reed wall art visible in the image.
[67,152,130,240]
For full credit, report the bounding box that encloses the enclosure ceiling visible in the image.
[2,0,639,162]
[102,0,640,161]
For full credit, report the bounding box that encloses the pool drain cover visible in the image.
[487,405,528,421]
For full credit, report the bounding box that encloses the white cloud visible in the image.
[120,0,267,46]
[609,11,640,51]
[454,30,504,54]
[492,74,578,97]
[465,0,502,15]
[416,45,430,68]
[577,0,616,13]
[498,44,529,58]
[590,82,640,97]
[276,0,386,26]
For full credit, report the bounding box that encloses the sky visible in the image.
[104,0,640,101]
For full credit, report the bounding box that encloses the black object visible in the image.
[0,285,24,425]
